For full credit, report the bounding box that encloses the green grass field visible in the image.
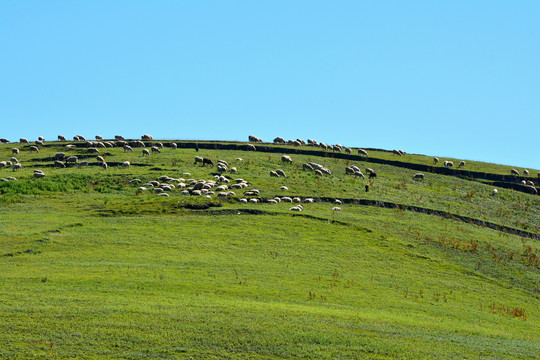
[1,140,539,359]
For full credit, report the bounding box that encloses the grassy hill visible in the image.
[1,138,539,359]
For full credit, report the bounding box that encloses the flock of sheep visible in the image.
[0,134,538,203]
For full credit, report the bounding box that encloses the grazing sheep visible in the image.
[142,149,150,156]
[38,136,45,141]
[303,163,314,171]
[230,167,237,173]
[526,180,534,186]
[524,169,529,176]
[365,184,370,192]
[357,149,369,158]
[142,134,153,140]
[35,140,44,146]
[281,197,293,202]
[124,145,133,153]
[282,155,293,163]
[0,161,6,169]
[88,147,99,154]
[12,163,22,171]
[151,146,160,153]
[29,145,39,153]
[10,157,18,164]
[33,170,46,178]
[95,135,103,140]
[511,169,519,176]
[77,161,88,168]
[248,135,262,143]
[444,161,454,169]
[354,171,365,179]
[525,186,537,195]
[202,158,214,166]
[273,137,285,144]
[345,167,355,175]
[289,205,303,211]
[54,160,66,168]
[246,144,256,151]
[20,138,29,143]
[304,198,314,203]
[332,207,342,211]
[276,169,286,177]
[492,189,498,195]
[433,157,439,165]
[65,144,76,149]
[0,138,10,143]
[344,147,352,154]
[314,169,323,176]
[392,149,402,156]
[521,180,526,185]
[217,164,228,173]
[459,161,465,168]
[101,162,108,170]
[412,173,425,181]
[122,161,130,168]
[66,156,78,164]
[170,143,177,149]
[115,135,125,140]
[280,186,288,191]
[236,158,244,161]
[12,148,19,155]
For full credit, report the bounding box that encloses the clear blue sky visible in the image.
[1,1,539,169]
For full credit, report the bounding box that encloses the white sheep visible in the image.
[54,152,65,160]
[280,186,288,191]
[143,149,150,156]
[270,170,279,177]
[77,161,89,168]
[101,162,108,170]
[58,135,67,141]
[29,146,39,153]
[459,161,465,168]
[20,138,29,143]
[122,161,130,168]
[12,163,22,171]
[412,173,425,181]
[124,145,133,153]
[55,160,66,168]
[12,148,19,155]
[444,161,454,168]
[246,144,256,151]
[66,156,78,164]
[142,134,153,140]
[282,155,293,163]
[511,169,519,176]
[332,207,342,211]
[151,146,161,153]
[433,157,439,165]
[523,169,529,176]
[276,169,286,177]
[492,189,498,195]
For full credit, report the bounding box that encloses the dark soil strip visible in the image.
[238,196,540,240]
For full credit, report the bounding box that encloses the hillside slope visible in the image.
[1,138,539,359]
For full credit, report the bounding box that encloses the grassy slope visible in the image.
[1,141,539,359]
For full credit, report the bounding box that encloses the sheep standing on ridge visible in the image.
[247,144,256,151]
[58,135,67,141]
[511,169,519,176]
[459,161,465,168]
[433,157,439,165]
[524,169,529,176]
[358,149,368,158]
[20,138,29,144]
